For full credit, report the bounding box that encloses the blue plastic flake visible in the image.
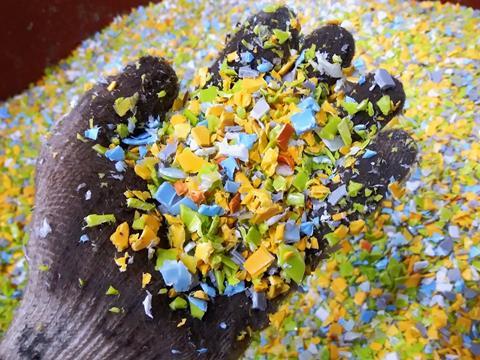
[198,204,225,216]
[300,222,314,236]
[84,126,100,140]
[139,146,147,158]
[374,69,396,90]
[298,97,320,112]
[105,145,125,161]
[170,197,198,216]
[358,75,366,85]
[284,222,301,243]
[240,51,254,64]
[200,282,217,298]
[220,157,238,180]
[257,61,273,73]
[0,106,10,119]
[224,180,240,193]
[363,149,377,159]
[291,109,316,135]
[469,246,480,259]
[158,167,187,179]
[197,348,208,354]
[360,309,376,323]
[224,281,246,296]
[154,182,178,207]
[238,133,258,150]
[188,296,208,312]
[115,161,127,172]
[159,260,192,292]
[122,131,156,145]
[295,50,305,67]
[251,291,267,310]
[219,322,227,329]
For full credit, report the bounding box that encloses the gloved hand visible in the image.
[0,6,417,360]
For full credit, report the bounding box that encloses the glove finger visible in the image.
[300,24,355,85]
[306,129,417,269]
[340,71,406,136]
[208,6,300,85]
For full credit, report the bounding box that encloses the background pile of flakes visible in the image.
[0,0,479,358]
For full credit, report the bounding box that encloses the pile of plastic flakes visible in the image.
[1,0,479,358]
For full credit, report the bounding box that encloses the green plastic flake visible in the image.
[207,115,220,133]
[304,44,316,61]
[263,4,279,12]
[220,59,237,76]
[214,269,225,294]
[184,109,198,125]
[246,226,261,247]
[338,117,352,146]
[38,264,49,272]
[286,192,305,207]
[92,144,108,155]
[105,285,119,296]
[78,278,86,288]
[292,170,308,191]
[319,114,341,140]
[132,215,145,230]
[155,248,178,269]
[339,261,354,278]
[348,181,363,197]
[273,29,291,44]
[108,307,122,314]
[377,95,391,116]
[278,244,305,284]
[341,100,358,116]
[157,90,167,98]
[126,198,155,211]
[113,92,139,117]
[198,86,218,103]
[367,101,375,116]
[116,123,129,138]
[272,176,287,192]
[180,204,204,233]
[169,297,188,310]
[189,300,206,320]
[84,214,116,227]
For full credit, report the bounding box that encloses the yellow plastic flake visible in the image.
[168,223,186,249]
[130,225,159,251]
[244,246,275,278]
[191,126,211,146]
[260,147,279,177]
[251,204,283,224]
[171,113,187,125]
[115,252,130,272]
[134,163,151,180]
[195,242,214,263]
[109,222,130,252]
[331,277,347,295]
[176,148,207,173]
[349,219,366,235]
[142,272,152,288]
[242,77,267,93]
[174,123,191,140]
[310,184,330,199]
[180,254,197,274]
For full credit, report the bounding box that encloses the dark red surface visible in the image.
[0,0,154,101]
[0,0,478,101]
